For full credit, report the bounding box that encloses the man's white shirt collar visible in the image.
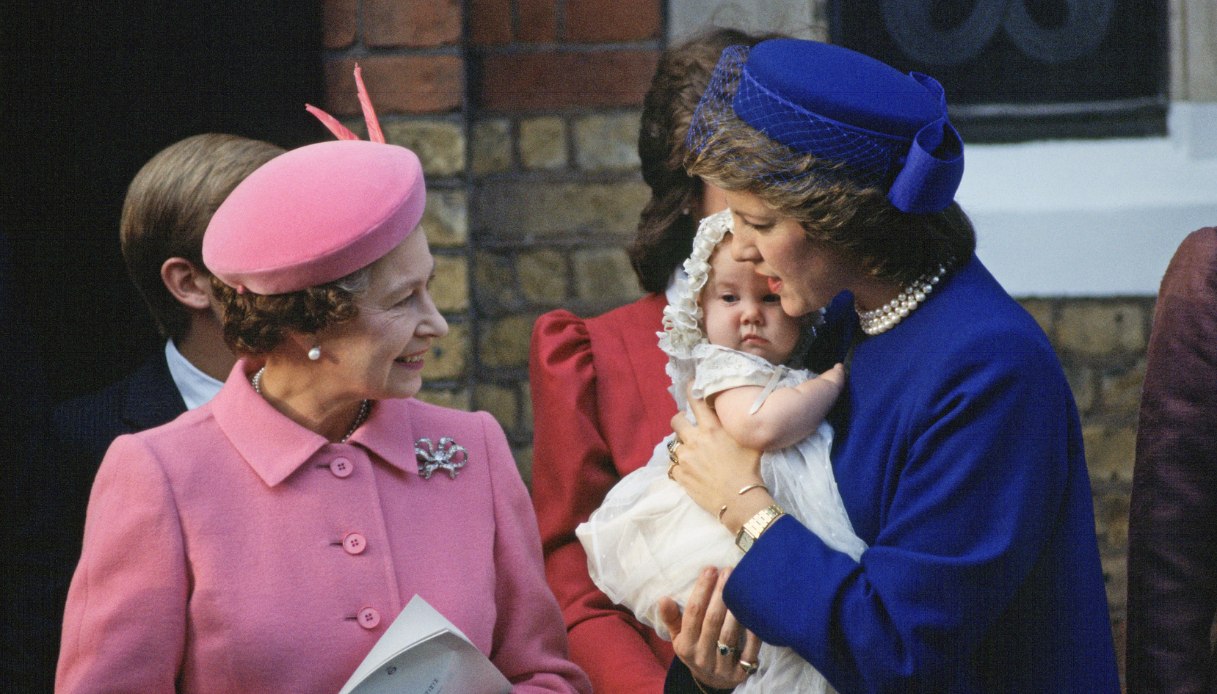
[164,340,224,410]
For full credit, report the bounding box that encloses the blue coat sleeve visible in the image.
[723,318,1109,692]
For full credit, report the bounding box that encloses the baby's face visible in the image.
[702,244,802,365]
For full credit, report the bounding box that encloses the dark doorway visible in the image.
[2,1,325,404]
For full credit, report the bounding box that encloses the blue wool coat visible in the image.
[723,256,1119,693]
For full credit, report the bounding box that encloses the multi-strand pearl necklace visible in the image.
[856,263,950,336]
[251,366,370,443]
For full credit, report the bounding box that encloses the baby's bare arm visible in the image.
[712,363,845,450]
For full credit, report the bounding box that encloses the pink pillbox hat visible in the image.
[203,64,425,295]
[203,141,424,294]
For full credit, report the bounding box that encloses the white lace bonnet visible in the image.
[658,209,824,412]
[657,209,732,412]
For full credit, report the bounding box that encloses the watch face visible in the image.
[735,529,754,553]
[736,505,783,552]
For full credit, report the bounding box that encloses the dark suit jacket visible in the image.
[51,349,187,471]
[8,352,185,692]
[1127,227,1217,694]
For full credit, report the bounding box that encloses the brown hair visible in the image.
[686,118,975,285]
[120,133,284,340]
[629,28,782,293]
[209,267,371,355]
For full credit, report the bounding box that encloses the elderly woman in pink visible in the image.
[56,76,590,694]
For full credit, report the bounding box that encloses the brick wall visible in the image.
[320,0,664,482]
[321,0,472,419]
[1025,297,1150,677]
[469,0,662,486]
[320,0,1144,679]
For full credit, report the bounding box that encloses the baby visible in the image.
[576,209,865,693]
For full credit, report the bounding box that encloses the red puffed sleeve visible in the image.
[530,298,676,693]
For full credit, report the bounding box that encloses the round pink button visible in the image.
[330,457,353,478]
[342,532,367,555]
[357,607,381,629]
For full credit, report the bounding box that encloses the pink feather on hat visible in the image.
[203,64,426,295]
[304,63,385,144]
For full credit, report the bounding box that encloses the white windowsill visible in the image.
[962,102,1217,297]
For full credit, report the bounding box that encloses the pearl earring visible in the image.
[308,346,321,361]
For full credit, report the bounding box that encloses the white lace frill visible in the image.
[658,209,732,412]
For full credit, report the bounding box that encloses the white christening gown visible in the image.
[577,343,867,694]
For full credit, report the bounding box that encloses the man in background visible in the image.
[6,134,283,691]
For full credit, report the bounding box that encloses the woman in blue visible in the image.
[659,39,1119,692]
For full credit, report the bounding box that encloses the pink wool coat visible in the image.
[58,361,590,694]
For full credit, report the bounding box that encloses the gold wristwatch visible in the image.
[735,503,786,553]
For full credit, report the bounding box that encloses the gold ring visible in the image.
[666,439,682,466]
[739,659,758,675]
[667,462,678,480]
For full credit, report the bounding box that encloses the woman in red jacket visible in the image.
[529,28,774,693]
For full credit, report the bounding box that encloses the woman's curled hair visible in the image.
[209,267,371,354]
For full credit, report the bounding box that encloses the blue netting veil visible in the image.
[685,39,964,214]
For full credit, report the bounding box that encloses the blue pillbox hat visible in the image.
[687,39,964,214]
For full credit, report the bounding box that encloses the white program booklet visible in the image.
[338,594,512,694]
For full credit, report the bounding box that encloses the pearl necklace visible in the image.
[856,263,949,336]
[251,367,370,444]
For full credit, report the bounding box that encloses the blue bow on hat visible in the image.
[887,73,964,213]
